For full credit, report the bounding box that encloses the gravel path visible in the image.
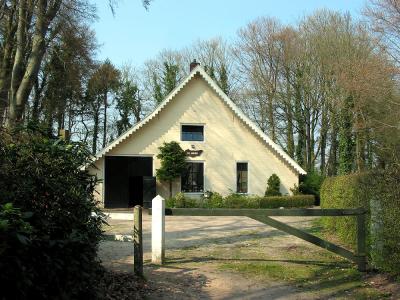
[98,214,322,299]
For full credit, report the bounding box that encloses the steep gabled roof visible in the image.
[94,65,306,175]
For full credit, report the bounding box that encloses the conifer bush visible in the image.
[265,174,282,196]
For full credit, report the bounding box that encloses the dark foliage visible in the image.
[0,128,105,299]
[299,171,324,204]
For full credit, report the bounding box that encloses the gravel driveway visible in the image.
[99,214,316,268]
[98,214,324,299]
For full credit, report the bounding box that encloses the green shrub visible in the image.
[167,191,314,209]
[174,192,186,207]
[260,195,315,208]
[290,184,302,195]
[265,174,281,196]
[166,192,197,208]
[320,168,400,277]
[0,129,104,299]
[203,192,224,208]
[320,174,369,249]
[156,141,187,198]
[165,197,176,208]
[299,171,324,201]
[364,167,400,276]
[246,196,262,208]
[223,193,248,208]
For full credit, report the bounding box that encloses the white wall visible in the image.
[90,75,299,204]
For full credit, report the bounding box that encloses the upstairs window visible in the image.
[181,125,204,141]
[236,162,248,193]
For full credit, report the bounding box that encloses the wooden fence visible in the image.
[150,205,367,271]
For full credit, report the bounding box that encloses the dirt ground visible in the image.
[98,214,397,299]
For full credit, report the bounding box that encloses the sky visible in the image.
[93,0,366,67]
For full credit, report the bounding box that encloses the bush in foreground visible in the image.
[0,129,105,299]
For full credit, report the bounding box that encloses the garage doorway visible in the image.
[104,156,155,208]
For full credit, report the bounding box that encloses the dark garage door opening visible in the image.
[104,156,156,208]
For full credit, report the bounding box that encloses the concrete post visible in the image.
[152,195,165,264]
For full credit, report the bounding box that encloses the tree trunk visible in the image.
[267,95,276,142]
[31,77,43,123]
[102,91,108,148]
[7,0,62,128]
[355,110,366,172]
[169,180,172,199]
[285,102,295,158]
[7,0,27,127]
[306,115,312,171]
[284,72,295,158]
[328,118,339,176]
[92,110,99,154]
[320,108,328,174]
[0,1,17,126]
[294,84,306,169]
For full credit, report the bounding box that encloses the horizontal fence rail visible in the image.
[149,207,367,217]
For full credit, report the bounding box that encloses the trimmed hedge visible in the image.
[258,195,316,208]
[367,167,400,276]
[166,192,315,209]
[320,168,400,276]
[320,173,369,248]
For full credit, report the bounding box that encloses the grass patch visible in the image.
[219,260,388,298]
[220,261,313,281]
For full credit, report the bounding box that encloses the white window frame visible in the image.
[180,123,205,143]
[181,160,205,194]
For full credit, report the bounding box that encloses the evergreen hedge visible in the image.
[166,192,315,209]
[320,168,400,276]
[320,174,369,248]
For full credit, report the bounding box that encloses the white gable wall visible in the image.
[91,74,299,203]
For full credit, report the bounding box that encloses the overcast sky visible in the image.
[93,0,365,67]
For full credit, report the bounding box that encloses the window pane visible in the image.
[181,162,204,192]
[182,125,204,141]
[236,163,248,193]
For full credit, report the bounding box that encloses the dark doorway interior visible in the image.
[129,176,143,207]
[105,156,153,208]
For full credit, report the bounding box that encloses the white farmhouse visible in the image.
[89,61,306,208]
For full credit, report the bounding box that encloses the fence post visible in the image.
[356,212,367,272]
[133,205,143,276]
[152,195,165,264]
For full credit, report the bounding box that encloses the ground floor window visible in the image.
[181,162,204,193]
[237,162,248,193]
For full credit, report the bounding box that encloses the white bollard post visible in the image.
[152,195,165,264]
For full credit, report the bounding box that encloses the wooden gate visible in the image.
[154,207,367,271]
